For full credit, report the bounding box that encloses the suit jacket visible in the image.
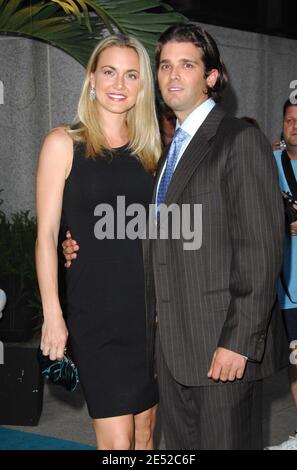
[143,105,288,386]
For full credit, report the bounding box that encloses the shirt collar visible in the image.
[176,98,216,138]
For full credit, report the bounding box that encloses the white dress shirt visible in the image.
[155,98,216,203]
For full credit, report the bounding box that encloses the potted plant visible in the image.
[0,192,42,342]
[0,192,46,425]
[0,1,186,68]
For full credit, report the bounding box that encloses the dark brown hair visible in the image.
[156,23,228,102]
[283,98,297,117]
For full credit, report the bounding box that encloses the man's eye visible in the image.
[184,63,193,69]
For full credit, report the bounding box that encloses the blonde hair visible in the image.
[68,35,161,173]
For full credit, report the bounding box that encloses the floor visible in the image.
[3,366,297,449]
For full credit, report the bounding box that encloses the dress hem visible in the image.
[89,397,159,420]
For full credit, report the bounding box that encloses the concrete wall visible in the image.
[0,23,297,215]
[204,23,297,141]
[0,37,84,215]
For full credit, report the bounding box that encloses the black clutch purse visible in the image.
[37,348,79,392]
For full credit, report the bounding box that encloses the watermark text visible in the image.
[0,341,3,365]
[0,80,3,105]
[290,80,297,105]
[94,196,203,251]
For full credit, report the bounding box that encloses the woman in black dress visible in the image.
[35,35,161,450]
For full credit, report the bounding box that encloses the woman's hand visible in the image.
[36,128,73,361]
[41,312,69,360]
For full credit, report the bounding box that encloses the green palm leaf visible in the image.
[0,0,187,67]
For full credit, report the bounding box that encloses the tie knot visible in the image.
[173,127,189,144]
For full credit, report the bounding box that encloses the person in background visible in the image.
[158,106,176,145]
[240,116,261,129]
[272,132,286,152]
[266,99,297,450]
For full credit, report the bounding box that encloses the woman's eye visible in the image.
[127,73,138,80]
[104,69,114,76]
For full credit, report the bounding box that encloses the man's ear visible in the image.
[206,69,219,89]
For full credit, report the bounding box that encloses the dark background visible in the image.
[23,1,297,41]
[167,0,297,40]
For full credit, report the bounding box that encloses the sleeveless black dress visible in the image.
[62,143,158,418]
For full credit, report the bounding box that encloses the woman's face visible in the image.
[90,46,140,117]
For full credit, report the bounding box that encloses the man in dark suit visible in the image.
[143,23,287,450]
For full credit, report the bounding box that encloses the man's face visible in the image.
[157,41,218,123]
[283,105,297,150]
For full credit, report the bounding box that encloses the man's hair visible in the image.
[283,98,297,117]
[240,116,260,130]
[155,23,228,102]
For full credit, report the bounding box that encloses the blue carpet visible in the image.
[0,427,95,450]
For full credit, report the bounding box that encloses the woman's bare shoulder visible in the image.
[38,127,73,174]
[44,127,73,148]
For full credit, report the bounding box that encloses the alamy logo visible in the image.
[94,196,203,251]
[0,80,3,105]
[290,80,297,105]
[0,341,3,365]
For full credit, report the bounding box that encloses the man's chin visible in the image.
[163,100,185,113]
[287,139,297,148]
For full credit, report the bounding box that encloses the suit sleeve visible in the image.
[217,125,285,362]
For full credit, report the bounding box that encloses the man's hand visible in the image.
[207,347,247,382]
[271,139,281,151]
[62,230,79,268]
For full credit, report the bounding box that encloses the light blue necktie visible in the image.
[156,127,189,212]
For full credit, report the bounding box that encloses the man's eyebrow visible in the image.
[180,58,198,63]
[159,58,198,64]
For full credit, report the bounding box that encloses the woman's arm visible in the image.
[35,128,73,360]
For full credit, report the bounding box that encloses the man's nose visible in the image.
[169,66,180,80]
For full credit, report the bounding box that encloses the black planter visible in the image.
[0,343,43,425]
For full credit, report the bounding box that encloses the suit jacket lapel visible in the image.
[164,105,225,206]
